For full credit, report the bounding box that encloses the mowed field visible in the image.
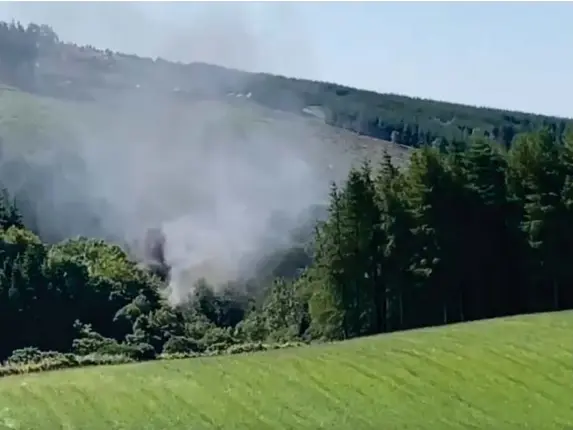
[0,311,571,430]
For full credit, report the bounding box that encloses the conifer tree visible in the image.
[512,130,565,312]
[463,137,513,318]
[375,151,412,331]
[336,162,381,336]
[405,146,459,326]
[556,129,573,309]
[308,183,348,339]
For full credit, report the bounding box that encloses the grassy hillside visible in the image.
[1,20,568,178]
[0,78,410,171]
[0,312,571,430]
[0,79,410,247]
[2,20,571,154]
[33,40,572,148]
[0,22,572,430]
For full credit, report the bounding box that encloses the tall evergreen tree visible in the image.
[405,146,461,326]
[336,162,381,336]
[308,183,348,339]
[510,130,565,312]
[375,152,412,331]
[463,137,514,318]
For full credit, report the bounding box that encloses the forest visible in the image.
[0,21,572,372]
[0,20,571,150]
[1,127,573,371]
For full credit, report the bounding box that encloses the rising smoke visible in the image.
[0,3,353,305]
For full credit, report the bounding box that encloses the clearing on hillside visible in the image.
[0,311,571,430]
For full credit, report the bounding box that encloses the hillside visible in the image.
[0,312,571,430]
[0,22,573,430]
[1,21,572,155]
[32,34,573,147]
[0,22,416,265]
[0,81,411,253]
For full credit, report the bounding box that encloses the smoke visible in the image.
[0,3,353,305]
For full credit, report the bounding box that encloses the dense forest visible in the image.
[1,126,573,370]
[0,20,571,150]
[0,21,572,372]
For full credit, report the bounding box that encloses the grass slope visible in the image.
[0,85,410,198]
[0,312,571,430]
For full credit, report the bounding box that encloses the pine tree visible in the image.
[556,129,573,309]
[405,146,459,326]
[512,130,565,312]
[308,183,348,339]
[375,151,413,331]
[0,188,23,230]
[337,162,381,336]
[463,137,514,318]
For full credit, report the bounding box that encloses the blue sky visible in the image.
[0,2,571,118]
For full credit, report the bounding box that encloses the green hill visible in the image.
[0,20,572,430]
[0,311,571,430]
[0,78,410,247]
[1,20,572,154]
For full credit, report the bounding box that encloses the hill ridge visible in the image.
[0,20,570,151]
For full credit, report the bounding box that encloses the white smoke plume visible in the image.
[0,3,358,305]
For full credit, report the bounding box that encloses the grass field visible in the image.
[0,311,571,430]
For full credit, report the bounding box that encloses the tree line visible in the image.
[1,19,570,153]
[1,126,572,371]
[304,128,573,338]
[0,21,58,89]
[238,74,572,150]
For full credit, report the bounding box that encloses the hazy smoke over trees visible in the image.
[0,3,354,304]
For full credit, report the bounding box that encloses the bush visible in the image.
[234,313,268,342]
[225,342,267,355]
[162,336,201,354]
[0,351,135,377]
[76,353,135,367]
[225,341,305,355]
[119,342,156,361]
[71,321,156,361]
[72,322,122,356]
[205,342,230,355]
[73,335,155,361]
[159,351,199,360]
[7,347,52,365]
[201,327,235,350]
[0,340,310,378]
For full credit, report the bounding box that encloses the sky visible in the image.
[0,1,571,118]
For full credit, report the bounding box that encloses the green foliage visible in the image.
[306,127,573,339]
[1,19,573,378]
[2,18,571,155]
[1,352,135,377]
[0,313,570,430]
[162,336,201,354]
[6,347,61,365]
[2,125,573,376]
[71,320,156,360]
[202,327,236,351]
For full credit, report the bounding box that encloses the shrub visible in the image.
[0,351,135,377]
[159,351,199,360]
[162,336,201,354]
[0,340,310,378]
[7,347,51,365]
[201,327,235,350]
[205,342,230,354]
[128,343,157,361]
[225,342,267,355]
